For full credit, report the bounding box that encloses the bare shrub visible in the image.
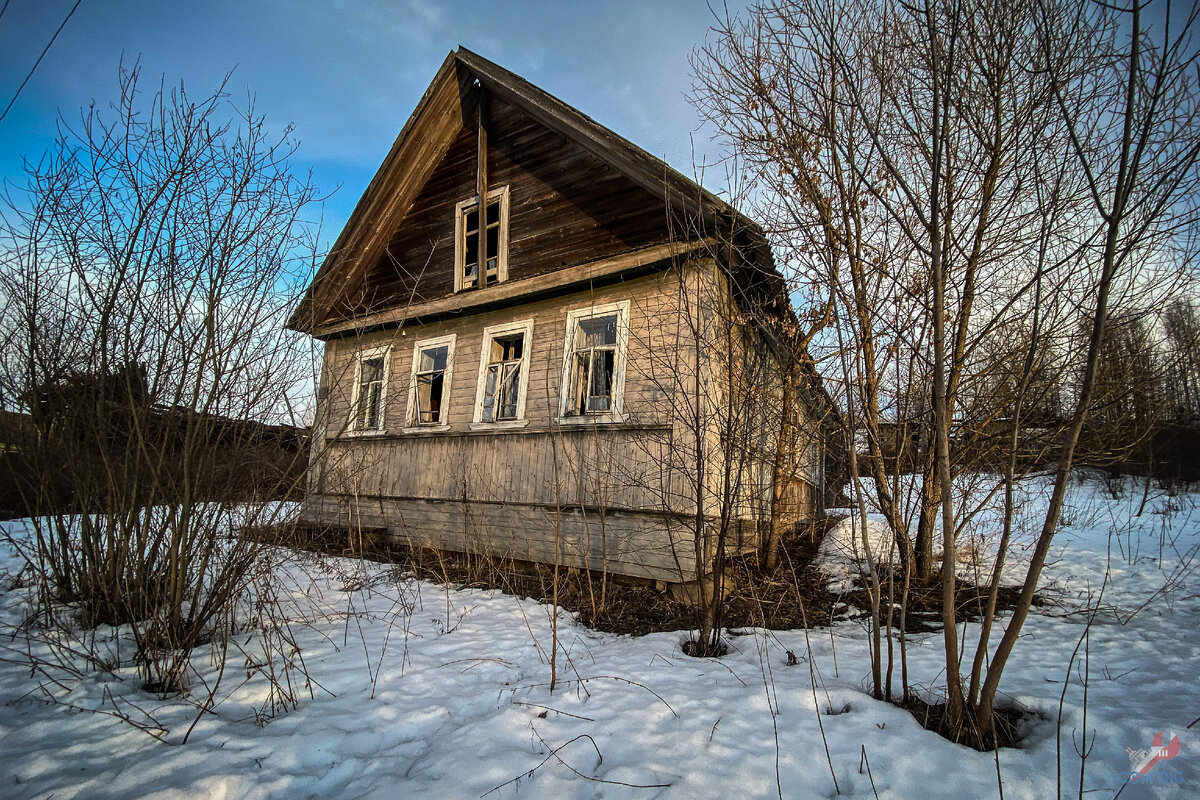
[0,60,319,697]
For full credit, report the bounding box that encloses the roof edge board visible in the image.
[289,47,787,334]
[288,50,462,330]
[454,47,728,222]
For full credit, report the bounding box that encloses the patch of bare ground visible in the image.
[263,516,1038,638]
[264,518,845,636]
[840,571,1046,633]
[900,696,1034,750]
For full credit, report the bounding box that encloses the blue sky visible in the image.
[0,0,749,244]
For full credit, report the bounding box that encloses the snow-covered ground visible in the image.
[0,474,1197,799]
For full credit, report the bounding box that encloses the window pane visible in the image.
[491,333,523,362]
[464,206,479,233]
[416,372,443,424]
[485,225,499,274]
[577,315,617,348]
[572,352,590,415]
[587,349,614,412]
[357,397,369,429]
[419,345,448,373]
[416,375,431,423]
[481,364,498,422]
[357,356,385,429]
[361,356,383,385]
[485,199,500,226]
[359,380,382,429]
[498,362,520,419]
[464,231,478,268]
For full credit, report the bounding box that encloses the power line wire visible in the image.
[0,0,84,127]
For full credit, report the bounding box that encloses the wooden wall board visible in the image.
[356,93,673,314]
[300,494,700,583]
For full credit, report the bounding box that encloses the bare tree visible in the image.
[694,0,1200,742]
[1163,298,1200,418]
[0,61,319,695]
[609,198,828,657]
[978,0,1200,736]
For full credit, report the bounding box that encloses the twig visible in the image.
[0,0,82,126]
[518,674,678,718]
[706,653,750,687]
[533,726,671,789]
[481,727,670,797]
[859,745,880,800]
[648,652,674,668]
[438,657,517,671]
[798,598,840,794]
[993,716,1005,800]
[510,701,594,722]
[756,635,783,800]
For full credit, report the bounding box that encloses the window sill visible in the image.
[455,278,506,294]
[399,424,452,435]
[554,413,627,426]
[339,428,390,438]
[468,419,530,432]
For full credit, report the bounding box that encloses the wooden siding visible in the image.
[303,260,822,582]
[316,270,692,442]
[355,92,672,312]
[303,495,698,583]
[775,478,817,529]
[313,427,678,513]
[310,270,700,517]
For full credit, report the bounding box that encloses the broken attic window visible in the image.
[458,188,507,290]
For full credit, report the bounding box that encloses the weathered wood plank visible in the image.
[313,239,712,339]
[343,95,679,320]
[300,495,699,582]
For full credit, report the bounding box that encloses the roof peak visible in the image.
[288,49,770,332]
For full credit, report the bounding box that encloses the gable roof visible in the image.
[288,47,775,333]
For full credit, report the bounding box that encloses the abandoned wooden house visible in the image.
[288,48,828,584]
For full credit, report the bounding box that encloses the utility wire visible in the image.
[0,0,84,127]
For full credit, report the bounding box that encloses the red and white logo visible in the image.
[1127,731,1182,776]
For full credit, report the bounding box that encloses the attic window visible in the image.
[455,186,510,291]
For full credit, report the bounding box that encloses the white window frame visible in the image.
[348,345,391,435]
[471,319,534,430]
[454,185,510,292]
[557,300,630,425]
[403,333,456,433]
